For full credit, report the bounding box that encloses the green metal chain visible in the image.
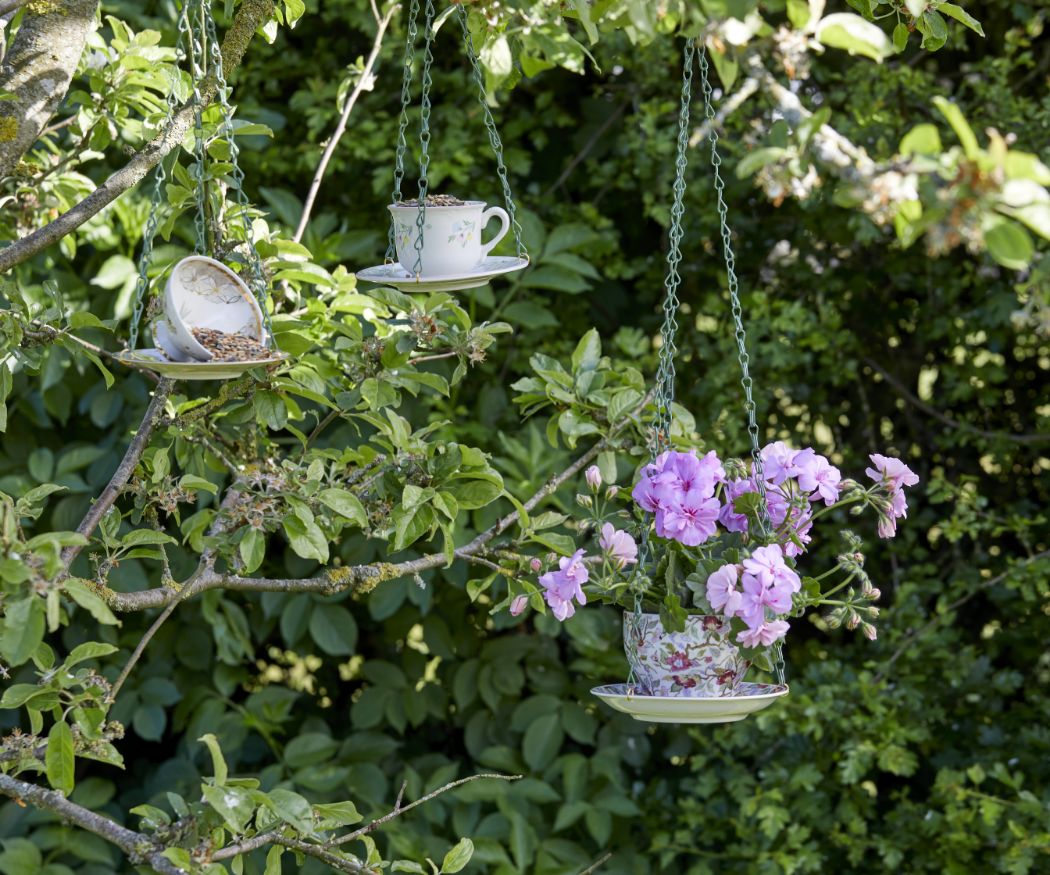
[187,0,208,254]
[696,45,784,687]
[202,0,274,342]
[626,40,695,690]
[386,0,420,262]
[457,5,527,260]
[410,0,436,277]
[128,0,194,351]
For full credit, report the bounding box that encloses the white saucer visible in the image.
[591,682,788,724]
[356,256,529,292]
[116,349,289,381]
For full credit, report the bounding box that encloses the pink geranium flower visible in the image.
[760,441,799,485]
[599,523,638,568]
[795,450,842,505]
[706,564,743,615]
[737,619,790,648]
[539,549,589,621]
[866,453,920,493]
[655,488,721,546]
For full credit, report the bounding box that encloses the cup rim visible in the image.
[388,200,486,211]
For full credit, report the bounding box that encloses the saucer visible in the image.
[116,349,288,381]
[590,682,788,724]
[356,256,529,293]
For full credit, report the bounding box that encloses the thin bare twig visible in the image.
[863,357,1050,445]
[59,379,174,571]
[874,550,1050,683]
[292,2,397,242]
[579,853,613,874]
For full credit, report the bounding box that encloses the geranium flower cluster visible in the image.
[706,544,798,646]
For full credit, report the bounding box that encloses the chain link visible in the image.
[386,0,420,262]
[696,45,784,686]
[409,0,436,277]
[128,0,194,351]
[187,0,209,254]
[457,5,527,259]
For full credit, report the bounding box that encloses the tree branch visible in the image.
[99,389,654,612]
[59,379,173,571]
[0,0,98,178]
[873,550,1050,683]
[862,356,1050,445]
[292,1,397,243]
[0,0,275,273]
[0,773,187,875]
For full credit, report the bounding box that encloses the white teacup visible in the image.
[163,255,265,361]
[388,200,510,277]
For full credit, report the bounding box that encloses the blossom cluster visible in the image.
[706,544,798,646]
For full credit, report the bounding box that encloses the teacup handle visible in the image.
[479,206,510,258]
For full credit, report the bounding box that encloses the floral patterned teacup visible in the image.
[163,255,265,361]
[388,201,510,277]
[623,613,748,698]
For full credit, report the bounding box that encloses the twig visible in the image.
[39,115,77,137]
[542,99,630,198]
[292,2,397,242]
[579,853,613,875]
[328,773,520,848]
[58,380,174,571]
[688,76,759,147]
[874,550,1050,683]
[0,0,275,273]
[862,357,1050,444]
[108,582,187,702]
[0,774,187,875]
[98,387,654,611]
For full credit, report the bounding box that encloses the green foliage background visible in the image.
[1,1,1048,873]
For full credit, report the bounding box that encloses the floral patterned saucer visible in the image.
[356,255,529,293]
[590,682,788,724]
[116,349,288,381]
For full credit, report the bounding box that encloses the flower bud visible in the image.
[862,622,878,641]
[510,595,529,617]
[575,494,593,509]
[529,557,542,572]
[867,606,880,618]
[867,587,881,601]
[605,485,619,500]
[846,612,860,630]
[585,465,602,490]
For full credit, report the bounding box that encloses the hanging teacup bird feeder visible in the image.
[590,42,789,725]
[356,2,530,292]
[116,0,288,381]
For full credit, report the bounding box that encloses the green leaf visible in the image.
[932,96,979,158]
[1,598,45,666]
[938,2,984,36]
[63,641,118,669]
[984,218,1033,270]
[121,528,177,547]
[283,515,329,563]
[736,147,790,179]
[201,783,255,833]
[900,123,942,156]
[178,474,219,494]
[522,713,563,771]
[46,721,75,795]
[318,488,367,526]
[309,604,358,656]
[441,838,474,874]
[816,13,894,61]
[199,733,229,786]
[0,839,42,874]
[63,579,120,626]
[570,329,601,373]
[892,21,909,52]
[266,787,314,833]
[264,847,283,875]
[239,527,266,574]
[314,800,363,828]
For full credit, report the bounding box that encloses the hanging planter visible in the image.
[115,0,286,382]
[356,3,529,293]
[506,43,919,725]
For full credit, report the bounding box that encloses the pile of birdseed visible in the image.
[395,193,465,207]
[192,328,272,362]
